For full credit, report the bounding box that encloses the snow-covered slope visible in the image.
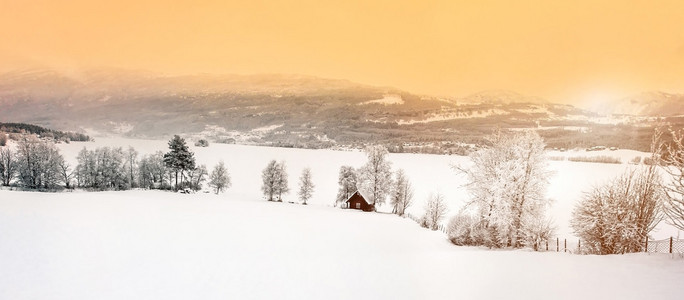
[1,190,682,300]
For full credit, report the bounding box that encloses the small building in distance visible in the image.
[345,191,374,212]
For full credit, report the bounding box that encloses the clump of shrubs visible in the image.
[447,213,478,245]
[195,139,210,147]
[643,157,656,165]
[447,211,556,250]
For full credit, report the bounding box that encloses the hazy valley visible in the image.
[2,68,682,153]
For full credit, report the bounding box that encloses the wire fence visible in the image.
[405,213,684,255]
[647,237,684,254]
[536,238,585,254]
[405,213,448,234]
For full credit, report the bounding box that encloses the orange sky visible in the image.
[1,0,683,104]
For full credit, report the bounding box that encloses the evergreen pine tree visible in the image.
[163,135,196,190]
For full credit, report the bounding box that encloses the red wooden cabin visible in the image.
[345,191,374,212]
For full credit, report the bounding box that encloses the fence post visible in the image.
[556,238,559,252]
[670,237,674,254]
[564,239,567,253]
[645,237,648,253]
[578,239,581,253]
[546,240,548,251]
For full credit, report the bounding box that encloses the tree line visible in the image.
[0,134,230,194]
[0,123,91,143]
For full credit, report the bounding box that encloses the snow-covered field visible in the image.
[51,137,681,239]
[1,190,683,300]
[1,137,684,299]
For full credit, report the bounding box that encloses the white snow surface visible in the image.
[1,190,683,300]
[359,94,404,105]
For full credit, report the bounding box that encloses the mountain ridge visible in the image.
[0,68,678,152]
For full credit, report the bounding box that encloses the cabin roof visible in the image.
[345,190,371,205]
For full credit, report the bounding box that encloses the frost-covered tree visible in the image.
[57,155,74,189]
[298,167,314,205]
[262,160,289,201]
[274,161,290,202]
[75,147,128,190]
[571,168,663,254]
[14,135,64,189]
[358,145,393,207]
[336,165,358,207]
[421,193,448,231]
[209,161,231,194]
[124,146,139,188]
[656,127,684,231]
[456,130,552,248]
[16,135,64,189]
[0,147,15,186]
[390,169,414,216]
[185,164,208,191]
[523,218,556,251]
[138,151,168,189]
[163,135,196,190]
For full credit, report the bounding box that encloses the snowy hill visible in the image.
[1,189,682,299]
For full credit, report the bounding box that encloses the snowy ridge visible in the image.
[358,94,404,105]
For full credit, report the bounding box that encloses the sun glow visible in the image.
[1,0,683,103]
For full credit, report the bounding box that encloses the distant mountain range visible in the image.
[0,68,681,152]
[587,91,684,116]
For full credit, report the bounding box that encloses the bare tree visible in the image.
[390,169,414,216]
[124,146,139,188]
[186,164,208,191]
[57,155,74,189]
[656,127,684,231]
[209,161,231,194]
[15,135,64,189]
[357,145,393,208]
[298,168,314,205]
[0,132,7,146]
[274,161,289,202]
[0,147,16,186]
[422,193,448,231]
